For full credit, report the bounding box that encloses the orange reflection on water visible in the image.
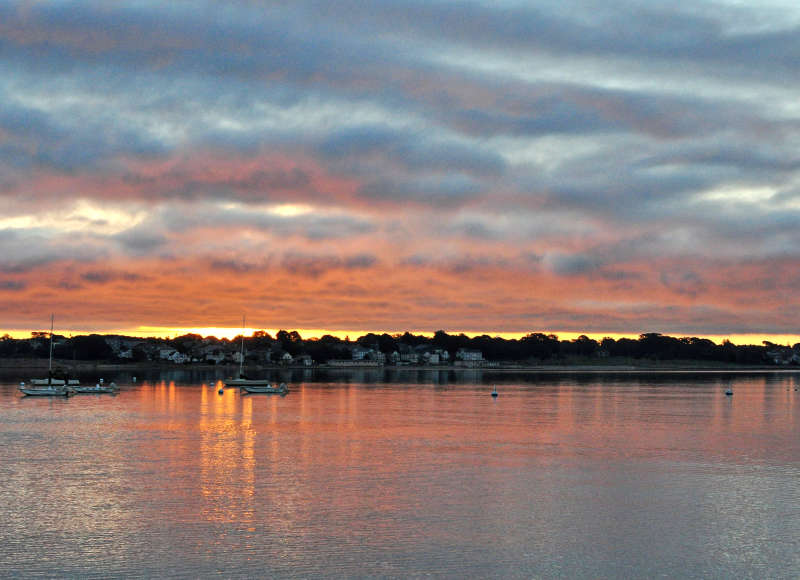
[114,375,800,561]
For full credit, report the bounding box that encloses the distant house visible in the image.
[455,348,484,367]
[456,348,483,361]
[327,359,382,367]
[767,348,793,365]
[204,350,226,364]
[294,354,313,366]
[159,348,190,364]
[351,346,372,360]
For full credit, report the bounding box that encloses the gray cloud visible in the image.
[2,1,800,334]
[0,229,106,272]
[0,280,27,291]
[281,253,378,278]
[80,270,144,284]
[319,126,506,176]
[113,227,169,253]
[358,174,484,207]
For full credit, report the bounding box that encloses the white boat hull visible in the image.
[73,386,117,394]
[232,381,289,394]
[225,378,273,388]
[20,386,73,396]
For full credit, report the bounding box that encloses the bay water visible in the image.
[1,370,799,578]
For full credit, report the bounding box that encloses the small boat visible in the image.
[725,388,733,396]
[19,383,74,397]
[73,382,118,394]
[225,377,275,388]
[240,382,289,395]
[491,386,498,397]
[19,315,79,396]
[223,315,284,392]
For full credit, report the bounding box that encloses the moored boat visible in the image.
[223,315,285,392]
[240,382,289,394]
[19,383,74,397]
[73,382,118,394]
[225,377,274,388]
[19,315,80,396]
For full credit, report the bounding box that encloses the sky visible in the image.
[1,0,800,343]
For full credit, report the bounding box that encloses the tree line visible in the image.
[0,330,789,365]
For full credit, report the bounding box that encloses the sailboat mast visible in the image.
[239,315,245,377]
[48,314,54,373]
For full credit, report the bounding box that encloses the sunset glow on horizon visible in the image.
[2,325,798,348]
[1,2,799,340]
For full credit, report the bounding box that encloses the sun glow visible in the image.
[2,326,796,347]
[267,203,314,217]
[0,200,146,235]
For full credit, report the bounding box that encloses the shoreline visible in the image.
[0,358,792,373]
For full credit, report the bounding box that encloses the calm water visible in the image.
[1,370,799,578]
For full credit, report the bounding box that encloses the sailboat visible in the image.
[19,315,76,396]
[224,317,289,394]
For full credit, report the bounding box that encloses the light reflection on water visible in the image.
[1,372,799,578]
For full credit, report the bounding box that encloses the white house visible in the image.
[456,348,483,361]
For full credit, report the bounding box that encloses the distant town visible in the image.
[1,330,798,368]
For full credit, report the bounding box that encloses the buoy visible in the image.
[218,388,224,395]
[491,386,498,397]
[725,389,733,396]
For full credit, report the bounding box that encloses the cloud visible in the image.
[113,226,169,253]
[357,174,484,207]
[544,253,603,276]
[318,125,506,176]
[1,1,800,337]
[80,270,144,284]
[281,252,377,278]
[0,280,27,291]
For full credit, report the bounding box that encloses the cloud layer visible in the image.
[2,0,800,338]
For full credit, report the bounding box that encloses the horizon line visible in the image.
[1,326,798,347]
